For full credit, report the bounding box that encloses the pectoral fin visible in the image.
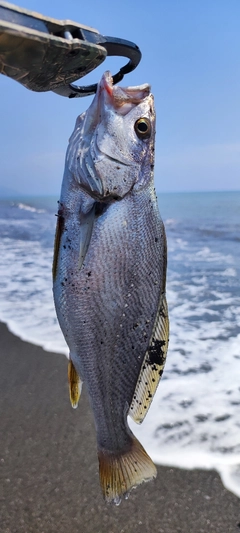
[129,294,169,424]
[68,360,82,409]
[78,203,96,269]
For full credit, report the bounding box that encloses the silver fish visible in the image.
[53,71,169,505]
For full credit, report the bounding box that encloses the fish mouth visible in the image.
[83,71,152,137]
[99,71,151,115]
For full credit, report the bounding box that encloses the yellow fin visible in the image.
[68,360,82,409]
[129,294,169,424]
[98,435,157,505]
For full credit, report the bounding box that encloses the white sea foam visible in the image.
[221,268,237,277]
[0,236,68,356]
[15,202,46,213]
[165,218,176,226]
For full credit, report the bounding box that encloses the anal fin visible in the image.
[68,360,82,409]
[129,294,169,424]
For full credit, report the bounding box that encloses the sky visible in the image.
[1,0,240,196]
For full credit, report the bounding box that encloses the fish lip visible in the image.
[101,71,114,97]
[98,71,151,114]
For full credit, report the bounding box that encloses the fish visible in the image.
[52,71,169,505]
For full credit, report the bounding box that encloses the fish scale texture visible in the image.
[54,181,166,453]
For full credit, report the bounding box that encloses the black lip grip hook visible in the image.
[0,2,141,97]
[53,36,142,98]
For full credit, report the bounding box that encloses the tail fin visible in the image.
[98,435,157,505]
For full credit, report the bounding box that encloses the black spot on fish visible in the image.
[155,237,158,242]
[160,307,166,319]
[148,339,166,366]
[87,271,91,277]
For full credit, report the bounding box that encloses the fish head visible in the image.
[67,71,156,200]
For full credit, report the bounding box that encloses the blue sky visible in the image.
[1,0,240,196]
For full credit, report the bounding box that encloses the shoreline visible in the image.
[0,321,239,532]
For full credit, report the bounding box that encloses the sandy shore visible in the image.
[0,321,239,533]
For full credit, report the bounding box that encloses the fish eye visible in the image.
[134,118,151,139]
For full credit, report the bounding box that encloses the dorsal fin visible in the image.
[129,294,169,424]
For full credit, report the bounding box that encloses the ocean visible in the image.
[0,191,239,498]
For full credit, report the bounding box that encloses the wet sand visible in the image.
[0,321,239,533]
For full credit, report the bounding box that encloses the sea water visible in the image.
[0,191,239,498]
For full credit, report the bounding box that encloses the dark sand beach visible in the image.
[0,321,239,533]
